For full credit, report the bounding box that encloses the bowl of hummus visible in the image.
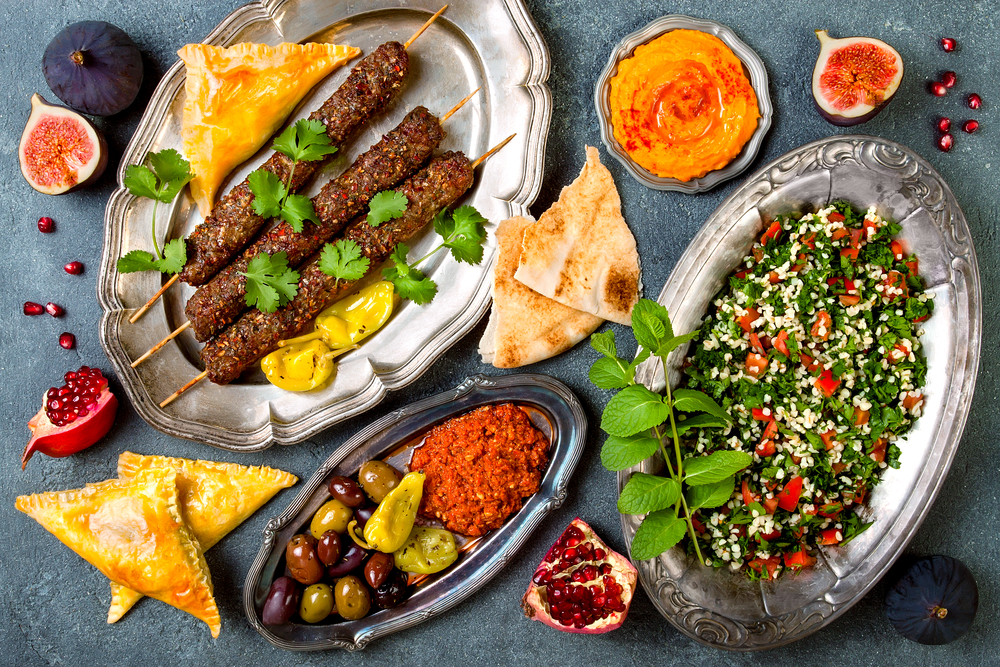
[595,15,773,192]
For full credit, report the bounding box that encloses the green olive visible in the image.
[335,574,371,620]
[311,499,354,536]
[358,460,402,503]
[298,583,334,623]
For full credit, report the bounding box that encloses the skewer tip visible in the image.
[472,133,516,168]
[404,5,447,49]
[441,87,481,123]
[159,370,208,408]
[129,273,180,324]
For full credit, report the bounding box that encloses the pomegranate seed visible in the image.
[940,37,956,52]
[937,133,954,152]
[937,117,952,133]
[64,261,84,275]
[59,332,76,349]
[571,570,585,583]
[941,71,957,89]
[24,301,44,315]
[565,536,581,548]
[562,547,578,560]
[929,82,948,97]
[594,549,607,560]
[962,119,980,134]
[37,216,54,233]
[45,302,64,317]
[968,93,982,110]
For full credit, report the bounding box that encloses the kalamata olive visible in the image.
[262,576,300,625]
[364,552,395,589]
[327,542,368,578]
[358,460,402,503]
[299,583,334,624]
[311,499,354,536]
[373,569,410,609]
[355,505,376,531]
[317,530,342,567]
[328,475,366,508]
[285,534,324,585]
[335,575,371,620]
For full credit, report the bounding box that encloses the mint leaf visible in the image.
[618,473,681,514]
[686,476,735,510]
[438,205,487,264]
[672,388,732,423]
[630,508,685,560]
[123,165,159,201]
[601,384,672,437]
[248,169,285,219]
[117,249,159,274]
[367,190,408,227]
[656,330,699,357]
[589,356,633,389]
[631,299,673,351]
[683,451,753,486]
[241,251,299,313]
[155,238,188,274]
[590,330,617,358]
[674,413,728,436]
[318,239,369,284]
[601,433,660,471]
[272,119,338,163]
[280,193,319,232]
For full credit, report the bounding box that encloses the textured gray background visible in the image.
[1,0,996,665]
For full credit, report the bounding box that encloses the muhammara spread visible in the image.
[409,404,549,537]
[609,29,760,181]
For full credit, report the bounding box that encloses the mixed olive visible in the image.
[262,459,460,626]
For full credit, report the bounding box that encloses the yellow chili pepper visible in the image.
[279,281,395,351]
[261,340,354,392]
[347,471,424,553]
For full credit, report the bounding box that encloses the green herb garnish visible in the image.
[366,191,409,226]
[318,239,370,287]
[240,251,300,313]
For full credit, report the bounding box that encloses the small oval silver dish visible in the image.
[594,14,773,193]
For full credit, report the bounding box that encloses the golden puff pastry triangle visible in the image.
[16,468,222,637]
[179,41,360,216]
[107,451,298,623]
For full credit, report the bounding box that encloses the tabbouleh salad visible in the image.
[683,202,933,580]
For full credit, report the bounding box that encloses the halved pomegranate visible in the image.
[23,365,118,469]
[522,518,637,634]
[811,30,904,126]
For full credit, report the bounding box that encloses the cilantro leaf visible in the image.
[272,119,338,163]
[280,193,320,233]
[248,170,285,219]
[319,239,369,284]
[155,238,188,274]
[117,249,159,274]
[630,509,686,560]
[382,243,437,304]
[435,205,487,264]
[600,434,661,471]
[123,165,159,201]
[148,148,193,199]
[618,473,681,514]
[367,191,408,227]
[240,252,300,313]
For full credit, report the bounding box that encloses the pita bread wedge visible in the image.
[480,216,604,368]
[514,146,640,325]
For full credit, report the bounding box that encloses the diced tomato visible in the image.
[849,228,864,249]
[811,310,832,340]
[888,343,909,364]
[839,294,861,306]
[905,257,919,275]
[902,392,924,411]
[762,419,779,441]
[784,549,817,570]
[801,232,817,249]
[818,528,843,546]
[862,218,878,240]
[755,439,776,457]
[799,352,820,373]
[760,528,782,541]
[890,240,905,261]
[738,307,760,333]
[759,334,773,350]
[746,352,769,378]
[752,407,774,421]
[735,268,749,279]
[763,496,780,515]
[851,484,867,505]
[742,478,759,506]
[913,314,930,324]
[752,246,765,262]
[828,211,846,223]
[815,369,840,397]
[819,502,843,517]
[691,515,706,534]
[819,429,838,450]
[831,227,850,241]
[827,277,857,293]
[802,503,819,516]
[790,261,806,273]
[748,555,782,579]
[773,330,790,357]
[831,462,848,474]
[760,221,782,245]
[776,476,803,511]
[749,332,765,353]
[881,270,909,301]
[853,408,870,426]
[768,271,781,284]
[869,438,888,464]
[791,525,806,540]
[840,247,860,261]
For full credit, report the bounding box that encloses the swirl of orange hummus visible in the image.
[609,29,760,182]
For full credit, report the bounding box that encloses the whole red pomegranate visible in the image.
[522,518,637,634]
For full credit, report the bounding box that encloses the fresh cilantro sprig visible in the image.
[590,299,748,564]
[240,251,300,313]
[367,191,408,226]
[381,205,488,305]
[318,239,370,287]
[248,119,337,233]
[117,149,194,275]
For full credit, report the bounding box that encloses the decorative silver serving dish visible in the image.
[97,0,551,451]
[594,14,773,193]
[243,373,586,650]
[623,135,981,650]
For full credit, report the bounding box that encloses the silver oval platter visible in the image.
[97,0,551,451]
[243,374,586,650]
[594,14,773,193]
[624,135,981,650]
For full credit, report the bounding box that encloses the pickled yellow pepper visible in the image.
[347,471,424,553]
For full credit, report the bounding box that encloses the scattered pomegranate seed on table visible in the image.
[64,261,83,275]
[59,333,76,350]
[937,117,952,132]
[940,37,957,52]
[929,81,948,97]
[37,216,54,233]
[942,71,957,88]
[938,133,954,152]
[45,302,64,317]
[967,93,982,109]
[24,301,44,316]
[962,120,980,134]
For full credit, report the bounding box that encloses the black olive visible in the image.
[885,555,978,645]
[373,569,410,609]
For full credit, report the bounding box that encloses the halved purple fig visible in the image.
[812,30,904,126]
[19,93,108,195]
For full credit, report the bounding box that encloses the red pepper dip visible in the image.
[409,404,549,537]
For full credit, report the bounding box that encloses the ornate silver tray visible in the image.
[594,14,773,193]
[243,374,587,650]
[97,0,551,451]
[623,135,981,650]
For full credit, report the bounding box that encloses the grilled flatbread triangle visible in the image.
[513,146,640,325]
[16,468,222,637]
[480,216,604,368]
[179,41,360,216]
[107,452,297,624]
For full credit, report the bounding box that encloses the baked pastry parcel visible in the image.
[179,41,360,216]
[480,216,604,368]
[16,468,222,637]
[513,146,641,325]
[107,452,298,624]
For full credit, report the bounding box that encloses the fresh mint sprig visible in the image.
[590,298,750,563]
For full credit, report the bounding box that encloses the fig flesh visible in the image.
[812,30,903,126]
[885,555,978,645]
[43,20,143,116]
[19,94,108,195]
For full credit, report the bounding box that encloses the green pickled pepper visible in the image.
[393,526,458,574]
[360,471,425,553]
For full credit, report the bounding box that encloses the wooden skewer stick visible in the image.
[130,274,180,323]
[159,370,208,408]
[405,5,447,49]
[132,321,191,368]
[442,87,480,123]
[472,133,516,168]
